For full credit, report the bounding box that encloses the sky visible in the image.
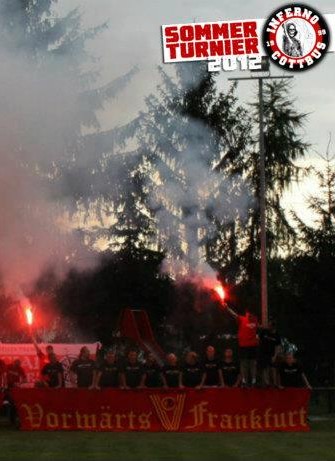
[59,0,335,224]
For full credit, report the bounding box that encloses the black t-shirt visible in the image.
[41,362,64,388]
[182,363,203,388]
[70,359,95,388]
[279,362,304,387]
[259,329,281,357]
[145,364,162,388]
[122,362,144,388]
[203,358,221,386]
[162,365,180,388]
[98,360,119,388]
[221,360,240,387]
[7,364,26,388]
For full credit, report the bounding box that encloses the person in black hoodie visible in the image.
[200,345,223,387]
[278,353,312,389]
[161,353,181,389]
[94,350,120,389]
[180,352,203,388]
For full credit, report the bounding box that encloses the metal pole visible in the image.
[258,78,268,327]
[228,74,293,327]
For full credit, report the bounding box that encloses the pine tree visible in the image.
[212,79,308,289]
[279,137,335,359]
[102,150,156,253]
[295,134,335,258]
[139,62,251,274]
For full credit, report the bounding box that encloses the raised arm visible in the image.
[302,373,312,390]
[225,304,238,319]
[31,334,43,357]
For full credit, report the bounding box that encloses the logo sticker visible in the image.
[150,394,186,431]
[263,4,330,71]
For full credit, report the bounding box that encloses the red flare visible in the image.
[214,284,225,302]
[25,306,33,326]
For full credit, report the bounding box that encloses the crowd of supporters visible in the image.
[1,345,310,391]
[0,308,312,391]
[67,347,310,390]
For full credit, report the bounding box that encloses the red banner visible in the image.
[12,388,310,432]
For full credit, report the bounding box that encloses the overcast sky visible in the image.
[58,0,335,223]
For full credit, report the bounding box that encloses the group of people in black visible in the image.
[32,338,311,391]
[33,345,241,390]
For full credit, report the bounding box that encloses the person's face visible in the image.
[206,346,215,359]
[80,348,90,360]
[186,353,196,365]
[128,351,138,364]
[224,349,233,361]
[287,25,296,37]
[167,354,177,366]
[147,354,155,365]
[285,354,296,365]
[106,352,116,363]
[246,312,256,322]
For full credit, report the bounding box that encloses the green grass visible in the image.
[0,421,334,461]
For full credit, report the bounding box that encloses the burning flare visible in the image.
[214,284,225,302]
[25,306,33,326]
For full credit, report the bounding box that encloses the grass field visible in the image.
[0,420,334,461]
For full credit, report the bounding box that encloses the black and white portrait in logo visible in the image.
[278,19,316,58]
[283,22,303,56]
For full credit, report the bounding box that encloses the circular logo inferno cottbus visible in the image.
[263,4,330,71]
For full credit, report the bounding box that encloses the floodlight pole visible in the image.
[228,72,293,327]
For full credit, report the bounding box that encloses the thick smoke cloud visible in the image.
[0,2,122,296]
[147,92,252,282]
[0,38,95,295]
